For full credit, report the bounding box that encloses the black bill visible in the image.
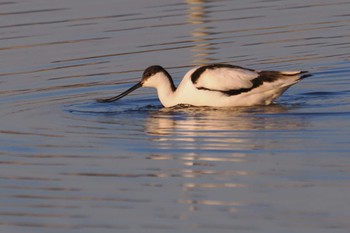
[96,82,142,103]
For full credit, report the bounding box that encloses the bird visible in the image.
[97,64,311,107]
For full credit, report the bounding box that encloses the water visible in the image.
[1,0,350,232]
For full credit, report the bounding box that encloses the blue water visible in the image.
[1,0,350,232]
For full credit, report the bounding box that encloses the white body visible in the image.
[143,67,306,108]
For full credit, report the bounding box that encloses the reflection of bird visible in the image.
[97,64,310,107]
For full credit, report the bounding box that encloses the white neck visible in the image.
[143,72,178,107]
[155,76,177,107]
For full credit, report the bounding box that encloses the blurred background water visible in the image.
[1,0,350,232]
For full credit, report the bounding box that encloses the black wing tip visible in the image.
[275,70,312,80]
[300,71,312,80]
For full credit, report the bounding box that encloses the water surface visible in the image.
[1,0,350,232]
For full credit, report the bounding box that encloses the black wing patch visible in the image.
[197,70,289,96]
[191,64,255,84]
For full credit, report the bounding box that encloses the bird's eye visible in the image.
[146,73,151,77]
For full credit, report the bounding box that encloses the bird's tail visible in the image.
[280,70,312,80]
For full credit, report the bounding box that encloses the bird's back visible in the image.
[177,65,310,107]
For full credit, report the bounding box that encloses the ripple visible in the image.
[1,0,350,232]
[0,7,67,16]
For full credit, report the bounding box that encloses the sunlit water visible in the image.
[1,0,350,232]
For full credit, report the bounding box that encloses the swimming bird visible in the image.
[97,64,310,107]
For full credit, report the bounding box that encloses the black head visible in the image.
[142,65,167,82]
[141,65,175,91]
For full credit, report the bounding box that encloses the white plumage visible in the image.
[97,64,310,107]
[193,67,258,91]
